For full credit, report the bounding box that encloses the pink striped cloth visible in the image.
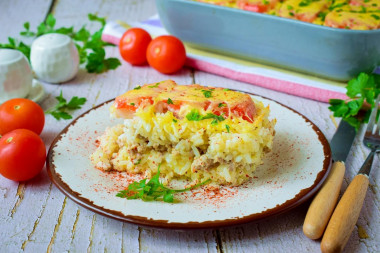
[102,17,349,103]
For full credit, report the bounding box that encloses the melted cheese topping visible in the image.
[111,80,257,122]
[278,0,328,23]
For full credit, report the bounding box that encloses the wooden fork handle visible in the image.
[321,174,369,253]
[303,161,345,239]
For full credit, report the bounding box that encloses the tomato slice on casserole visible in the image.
[111,80,257,122]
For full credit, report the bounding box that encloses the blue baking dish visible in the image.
[155,0,380,81]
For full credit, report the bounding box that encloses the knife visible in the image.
[303,120,356,239]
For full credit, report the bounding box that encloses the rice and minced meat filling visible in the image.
[91,80,276,186]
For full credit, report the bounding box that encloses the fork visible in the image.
[320,95,380,253]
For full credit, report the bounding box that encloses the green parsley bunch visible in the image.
[329,72,380,130]
[45,91,87,120]
[0,13,120,73]
[116,167,210,203]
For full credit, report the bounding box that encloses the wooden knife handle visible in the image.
[303,161,345,239]
[321,174,369,253]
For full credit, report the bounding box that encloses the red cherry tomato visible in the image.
[119,28,152,65]
[0,98,45,135]
[0,129,46,181]
[146,35,186,74]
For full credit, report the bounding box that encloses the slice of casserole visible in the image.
[91,80,276,186]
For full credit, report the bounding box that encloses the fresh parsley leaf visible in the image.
[223,88,231,91]
[46,14,56,29]
[134,159,141,165]
[343,116,362,130]
[329,2,347,11]
[202,113,225,123]
[186,110,225,124]
[211,119,218,125]
[186,109,202,121]
[20,22,36,37]
[103,57,121,70]
[163,193,174,203]
[74,26,91,42]
[134,86,141,90]
[45,91,87,120]
[346,72,368,98]
[7,37,16,46]
[0,38,31,60]
[329,99,349,117]
[85,48,106,73]
[226,124,230,133]
[328,72,380,130]
[359,6,367,13]
[299,0,309,7]
[318,12,328,21]
[149,82,160,88]
[88,13,106,26]
[50,111,72,120]
[55,26,75,36]
[173,119,178,123]
[167,98,174,104]
[116,166,210,203]
[201,89,212,98]
[130,103,135,106]
[66,96,87,109]
[84,47,120,74]
[218,103,226,108]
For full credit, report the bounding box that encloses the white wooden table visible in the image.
[0,0,379,252]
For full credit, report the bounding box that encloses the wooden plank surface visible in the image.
[0,0,52,43]
[0,0,379,252]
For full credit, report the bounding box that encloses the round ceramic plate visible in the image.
[47,94,331,229]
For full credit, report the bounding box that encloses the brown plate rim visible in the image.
[46,91,332,230]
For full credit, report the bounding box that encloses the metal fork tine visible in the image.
[359,94,380,175]
[368,95,380,135]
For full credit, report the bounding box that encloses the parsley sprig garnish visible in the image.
[149,82,160,88]
[0,37,30,59]
[45,91,87,120]
[0,13,121,74]
[186,109,225,125]
[328,2,347,11]
[328,72,380,130]
[201,89,213,98]
[116,167,210,203]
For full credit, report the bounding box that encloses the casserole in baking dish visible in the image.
[156,0,380,81]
